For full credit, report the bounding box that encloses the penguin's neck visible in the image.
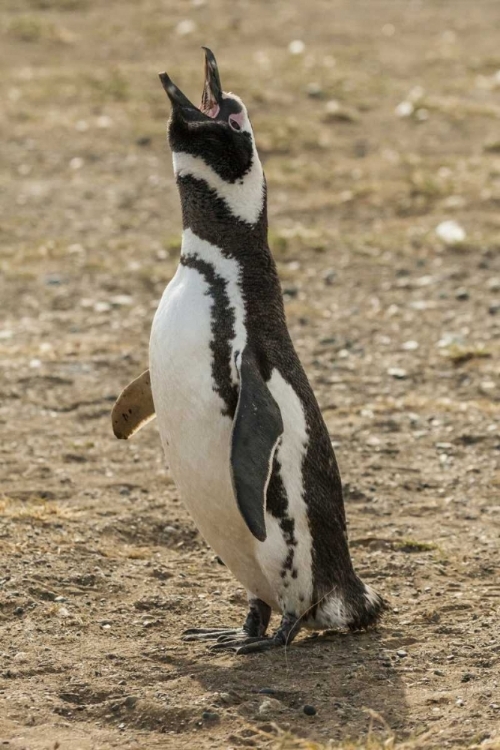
[176,173,271,265]
[172,140,269,261]
[175,172,287,335]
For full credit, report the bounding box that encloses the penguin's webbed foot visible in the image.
[210,612,300,655]
[209,634,273,653]
[182,597,272,645]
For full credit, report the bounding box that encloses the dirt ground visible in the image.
[1,0,499,748]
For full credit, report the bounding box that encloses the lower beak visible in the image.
[158,72,199,115]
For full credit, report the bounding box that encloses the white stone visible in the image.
[435,220,466,245]
[69,157,84,170]
[288,39,305,55]
[175,19,196,36]
[395,101,414,118]
[388,367,407,379]
[96,115,112,129]
[110,295,133,307]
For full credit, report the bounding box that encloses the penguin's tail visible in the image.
[316,578,387,631]
[345,581,387,631]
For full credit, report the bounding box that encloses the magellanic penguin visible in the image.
[113,48,385,654]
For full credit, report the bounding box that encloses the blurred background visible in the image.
[1,1,499,749]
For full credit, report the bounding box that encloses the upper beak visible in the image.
[201,47,223,114]
[158,47,223,120]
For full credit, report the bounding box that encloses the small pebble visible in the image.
[461,673,475,683]
[397,650,408,658]
[96,115,112,129]
[488,302,500,315]
[402,340,419,351]
[110,295,133,307]
[45,274,62,286]
[435,220,466,245]
[388,367,407,379]
[258,688,276,695]
[303,704,317,716]
[455,287,469,300]
[395,101,414,118]
[288,39,305,55]
[306,82,323,99]
[13,607,24,616]
[201,710,219,722]
[258,699,281,715]
[487,277,500,292]
[434,669,445,676]
[69,157,84,170]
[175,19,196,36]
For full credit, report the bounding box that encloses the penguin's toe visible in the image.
[182,627,244,642]
[209,635,268,652]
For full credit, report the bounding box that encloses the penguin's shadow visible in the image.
[171,627,409,742]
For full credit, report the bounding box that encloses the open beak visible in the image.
[159,47,223,121]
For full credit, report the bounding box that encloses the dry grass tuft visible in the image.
[7,14,74,43]
[444,345,492,366]
[0,495,76,522]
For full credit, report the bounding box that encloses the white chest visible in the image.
[148,231,314,614]
[149,238,277,606]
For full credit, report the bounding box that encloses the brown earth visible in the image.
[0,0,499,748]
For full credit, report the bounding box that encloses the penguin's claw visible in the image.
[209,635,268,652]
[182,627,244,642]
[235,639,279,655]
[210,635,290,654]
[183,626,239,634]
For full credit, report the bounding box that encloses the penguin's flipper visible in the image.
[230,349,284,542]
[112,369,156,439]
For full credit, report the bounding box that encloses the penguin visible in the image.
[114,48,385,654]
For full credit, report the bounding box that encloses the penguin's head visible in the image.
[159,48,258,185]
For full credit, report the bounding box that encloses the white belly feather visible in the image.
[149,231,313,614]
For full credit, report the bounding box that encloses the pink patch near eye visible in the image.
[229,112,245,130]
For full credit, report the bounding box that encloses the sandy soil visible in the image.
[1,0,499,748]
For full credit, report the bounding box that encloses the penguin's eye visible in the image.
[228,114,242,132]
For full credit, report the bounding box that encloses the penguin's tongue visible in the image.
[200,99,220,119]
[200,46,222,118]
